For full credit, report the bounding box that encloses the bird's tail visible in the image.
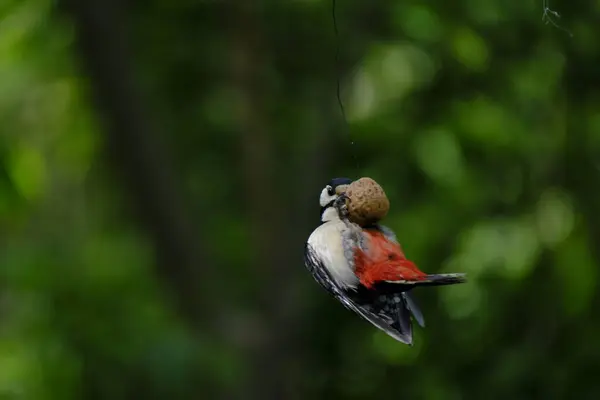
[407,273,467,287]
[351,274,465,346]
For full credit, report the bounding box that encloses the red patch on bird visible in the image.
[354,229,426,288]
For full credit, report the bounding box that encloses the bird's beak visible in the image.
[335,184,349,195]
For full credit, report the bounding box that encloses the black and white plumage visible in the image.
[304,177,465,345]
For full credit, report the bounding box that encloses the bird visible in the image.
[304,177,466,345]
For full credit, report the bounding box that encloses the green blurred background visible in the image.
[1,0,599,399]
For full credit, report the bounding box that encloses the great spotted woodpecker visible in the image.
[304,177,466,345]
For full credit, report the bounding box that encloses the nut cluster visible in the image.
[344,177,390,226]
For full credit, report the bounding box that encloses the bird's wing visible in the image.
[353,228,427,286]
[369,224,467,287]
[304,242,415,345]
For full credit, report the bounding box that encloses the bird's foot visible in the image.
[334,193,350,220]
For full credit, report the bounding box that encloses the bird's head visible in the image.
[319,177,352,222]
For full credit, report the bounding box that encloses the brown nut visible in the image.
[344,177,390,226]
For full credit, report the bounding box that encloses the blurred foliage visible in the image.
[1,0,600,399]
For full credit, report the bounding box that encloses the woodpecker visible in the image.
[304,177,466,345]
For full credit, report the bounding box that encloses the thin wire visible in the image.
[332,0,347,125]
[542,0,573,37]
[332,0,359,171]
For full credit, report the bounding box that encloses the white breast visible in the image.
[307,220,359,289]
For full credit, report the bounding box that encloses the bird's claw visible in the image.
[334,193,350,219]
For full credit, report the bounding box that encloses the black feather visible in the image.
[305,220,466,345]
[404,292,425,328]
[328,177,352,188]
[350,284,424,344]
[305,243,420,345]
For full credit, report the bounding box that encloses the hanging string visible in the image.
[542,0,573,37]
[332,0,347,126]
[332,0,359,171]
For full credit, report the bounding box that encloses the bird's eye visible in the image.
[327,185,335,196]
